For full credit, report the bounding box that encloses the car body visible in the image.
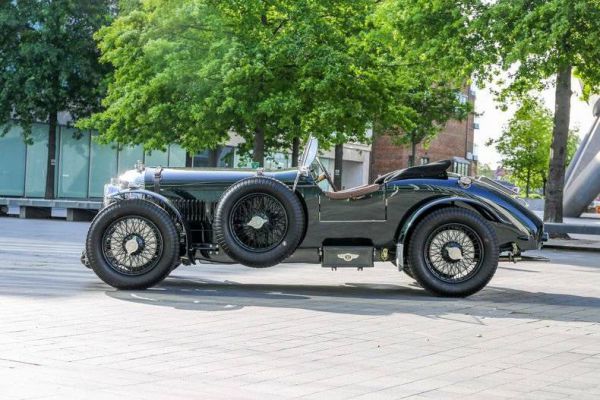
[84,138,545,296]
[493,179,520,195]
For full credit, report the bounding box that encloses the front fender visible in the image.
[108,189,193,263]
[395,196,505,269]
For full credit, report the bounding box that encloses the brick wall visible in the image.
[370,97,476,181]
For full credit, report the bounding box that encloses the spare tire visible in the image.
[214,176,305,268]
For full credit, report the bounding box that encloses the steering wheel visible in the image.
[314,157,337,191]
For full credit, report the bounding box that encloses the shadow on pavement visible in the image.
[105,277,600,323]
[0,261,107,297]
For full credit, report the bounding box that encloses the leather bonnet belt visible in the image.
[153,166,163,193]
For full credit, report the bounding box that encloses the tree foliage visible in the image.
[0,0,113,198]
[81,0,471,167]
[381,0,600,222]
[487,97,579,197]
[0,0,113,137]
[477,163,495,180]
[364,3,472,160]
[81,0,388,166]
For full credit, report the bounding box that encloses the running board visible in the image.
[499,254,550,263]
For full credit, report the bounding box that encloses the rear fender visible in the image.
[108,189,193,263]
[395,196,503,269]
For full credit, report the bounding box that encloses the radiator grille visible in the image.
[171,199,216,223]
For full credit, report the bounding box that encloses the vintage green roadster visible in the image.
[82,138,545,297]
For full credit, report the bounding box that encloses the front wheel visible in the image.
[407,208,499,297]
[85,199,180,290]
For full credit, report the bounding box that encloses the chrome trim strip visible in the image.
[319,220,387,223]
[396,242,404,270]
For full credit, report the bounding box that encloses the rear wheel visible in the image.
[86,200,179,290]
[407,208,498,297]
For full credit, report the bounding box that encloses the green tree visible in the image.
[390,82,470,164]
[81,0,384,167]
[477,163,495,180]
[483,0,600,222]
[0,0,113,199]
[367,3,471,166]
[487,97,579,197]
[380,0,600,223]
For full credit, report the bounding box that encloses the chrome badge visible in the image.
[246,215,268,230]
[337,253,360,262]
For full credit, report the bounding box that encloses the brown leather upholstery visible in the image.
[323,184,380,200]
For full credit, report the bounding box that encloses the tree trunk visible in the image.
[334,143,343,190]
[542,176,547,195]
[410,138,417,167]
[525,168,531,198]
[544,65,572,223]
[253,127,265,167]
[291,137,299,167]
[45,112,58,199]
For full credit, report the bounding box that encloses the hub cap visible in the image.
[424,224,483,283]
[229,193,288,252]
[101,216,163,275]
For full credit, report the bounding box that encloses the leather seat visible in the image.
[323,184,380,200]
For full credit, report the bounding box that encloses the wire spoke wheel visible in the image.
[229,193,288,252]
[101,216,163,276]
[424,223,483,283]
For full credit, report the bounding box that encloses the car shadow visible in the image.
[105,276,600,323]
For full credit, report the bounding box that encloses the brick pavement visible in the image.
[0,218,599,399]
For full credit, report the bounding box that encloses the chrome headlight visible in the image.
[103,165,145,205]
[119,169,145,189]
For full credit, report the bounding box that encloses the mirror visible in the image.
[299,136,318,168]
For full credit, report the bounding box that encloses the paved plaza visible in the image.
[1,217,600,399]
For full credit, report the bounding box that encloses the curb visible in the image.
[543,244,600,253]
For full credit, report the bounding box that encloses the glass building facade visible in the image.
[0,123,186,199]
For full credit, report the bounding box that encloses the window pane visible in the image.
[168,144,186,167]
[145,148,169,167]
[58,127,90,198]
[25,123,50,197]
[89,135,117,198]
[192,150,211,167]
[0,125,26,196]
[118,144,143,174]
[264,151,290,170]
[217,146,234,167]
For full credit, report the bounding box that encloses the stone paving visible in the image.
[1,217,600,399]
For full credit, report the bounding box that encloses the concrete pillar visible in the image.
[564,151,600,217]
[565,118,596,185]
[565,117,600,191]
[563,98,600,216]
